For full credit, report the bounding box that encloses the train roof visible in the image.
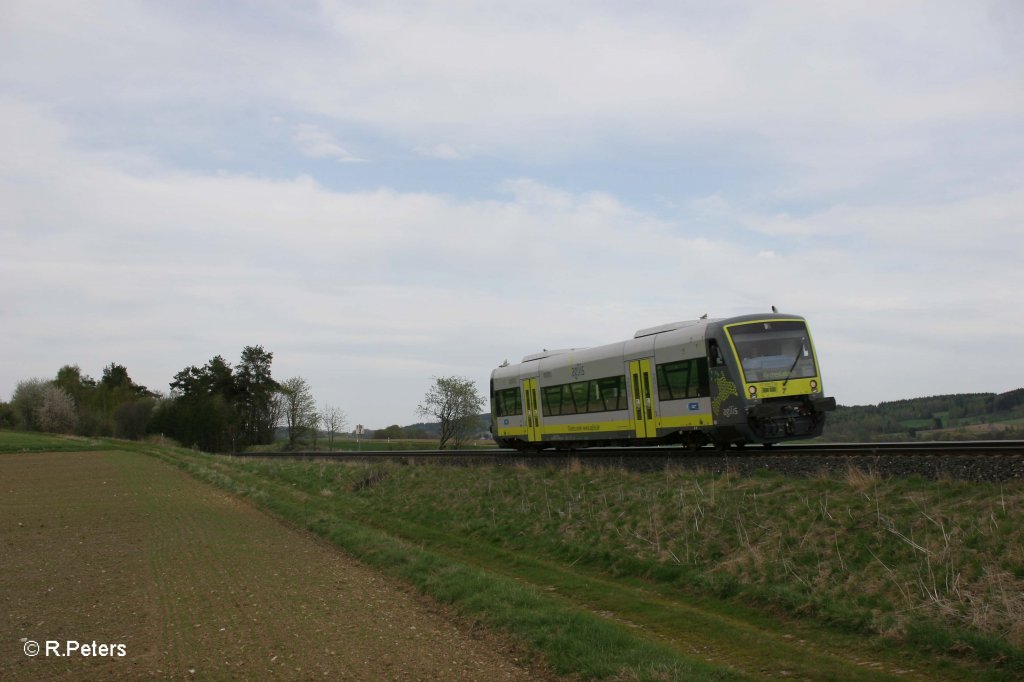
[633,318,721,338]
[497,312,809,370]
[520,348,581,362]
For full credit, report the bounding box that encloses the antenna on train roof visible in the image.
[771,305,778,313]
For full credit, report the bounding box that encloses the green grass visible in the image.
[9,429,1022,680]
[244,438,498,452]
[0,430,108,453]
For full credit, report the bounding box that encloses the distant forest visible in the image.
[820,388,1024,442]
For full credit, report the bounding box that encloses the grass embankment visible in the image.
[244,438,497,453]
[0,431,108,453]
[149,444,1022,680]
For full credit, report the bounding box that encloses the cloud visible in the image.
[2,3,1023,424]
[293,124,364,162]
[6,2,1020,168]
[413,143,464,160]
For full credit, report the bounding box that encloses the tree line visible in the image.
[821,388,1024,441]
[2,346,485,451]
[0,346,347,452]
[0,363,157,438]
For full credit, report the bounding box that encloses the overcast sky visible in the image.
[2,1,1023,428]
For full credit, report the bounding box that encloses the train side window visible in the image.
[542,386,561,417]
[693,358,710,397]
[571,382,589,413]
[656,361,690,400]
[596,376,627,411]
[588,380,604,412]
[508,389,523,415]
[494,388,523,417]
[708,340,725,367]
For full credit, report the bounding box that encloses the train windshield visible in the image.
[727,320,817,384]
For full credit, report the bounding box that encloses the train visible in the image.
[490,312,836,450]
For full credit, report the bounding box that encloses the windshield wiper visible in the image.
[781,338,807,388]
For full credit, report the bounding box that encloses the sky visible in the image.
[2,1,1023,428]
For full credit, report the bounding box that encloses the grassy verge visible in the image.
[0,430,108,453]
[140,446,1019,675]
[244,438,498,452]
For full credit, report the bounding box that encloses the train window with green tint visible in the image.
[656,361,690,400]
[494,388,522,417]
[560,384,578,415]
[542,385,562,416]
[587,380,604,412]
[597,376,627,411]
[691,359,709,397]
[656,359,709,400]
[571,382,589,413]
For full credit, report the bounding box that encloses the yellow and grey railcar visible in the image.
[490,312,836,450]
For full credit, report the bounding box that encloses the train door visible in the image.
[628,359,656,438]
[521,377,541,443]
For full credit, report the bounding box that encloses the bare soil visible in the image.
[0,450,557,680]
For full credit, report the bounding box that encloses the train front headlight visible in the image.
[810,380,818,392]
[748,385,757,397]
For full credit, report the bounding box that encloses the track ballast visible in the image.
[225,441,1024,482]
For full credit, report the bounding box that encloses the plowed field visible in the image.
[0,450,551,680]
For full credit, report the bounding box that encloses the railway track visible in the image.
[226,441,1024,482]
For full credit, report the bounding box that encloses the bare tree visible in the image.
[416,376,484,449]
[279,376,317,450]
[321,404,348,451]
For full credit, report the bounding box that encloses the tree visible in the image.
[0,401,16,428]
[236,346,280,446]
[321,404,348,450]
[279,376,317,450]
[159,348,280,451]
[11,378,50,431]
[84,363,156,436]
[10,380,81,434]
[113,398,155,439]
[54,364,96,406]
[164,355,243,450]
[38,385,79,434]
[374,424,403,440]
[416,376,484,449]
